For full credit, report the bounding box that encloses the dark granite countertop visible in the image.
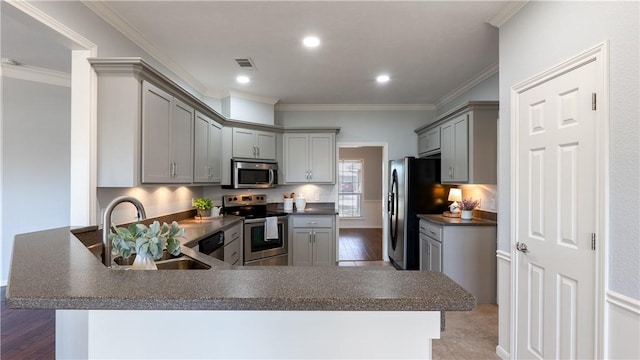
[6,219,475,312]
[417,214,497,226]
[268,202,338,215]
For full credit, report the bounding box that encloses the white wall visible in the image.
[276,109,434,160]
[1,77,71,283]
[499,0,639,299]
[29,1,205,101]
[222,95,275,125]
[437,72,499,117]
[499,1,639,357]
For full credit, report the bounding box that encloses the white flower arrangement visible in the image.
[109,221,185,260]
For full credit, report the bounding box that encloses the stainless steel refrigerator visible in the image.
[388,157,451,270]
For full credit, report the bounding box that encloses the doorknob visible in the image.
[516,242,529,253]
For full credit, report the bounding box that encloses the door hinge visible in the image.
[591,233,596,250]
[592,93,597,110]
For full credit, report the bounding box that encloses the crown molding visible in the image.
[276,103,436,112]
[436,62,499,109]
[487,0,529,28]
[82,1,207,95]
[221,90,280,105]
[6,0,97,51]
[1,64,71,87]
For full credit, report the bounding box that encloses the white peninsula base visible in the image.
[57,310,441,359]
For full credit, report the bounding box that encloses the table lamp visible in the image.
[447,188,462,214]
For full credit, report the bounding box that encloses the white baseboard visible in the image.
[605,290,640,359]
[496,250,511,360]
[496,345,510,360]
[606,290,640,314]
[338,225,383,229]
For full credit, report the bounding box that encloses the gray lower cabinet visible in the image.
[224,223,242,265]
[419,219,496,303]
[291,215,335,266]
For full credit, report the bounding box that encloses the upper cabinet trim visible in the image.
[415,101,498,134]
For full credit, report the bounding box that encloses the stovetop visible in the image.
[222,193,287,219]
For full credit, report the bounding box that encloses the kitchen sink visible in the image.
[112,252,211,270]
[71,227,211,270]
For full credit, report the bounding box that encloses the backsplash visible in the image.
[203,184,337,206]
[460,184,497,213]
[97,186,202,226]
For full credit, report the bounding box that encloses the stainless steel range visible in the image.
[223,194,288,266]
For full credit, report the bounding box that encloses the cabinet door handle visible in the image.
[429,230,437,236]
[309,170,312,180]
[256,146,260,158]
[309,232,313,243]
[170,162,177,177]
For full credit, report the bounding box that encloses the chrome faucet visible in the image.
[102,196,147,267]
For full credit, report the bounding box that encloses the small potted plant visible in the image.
[193,198,213,218]
[460,198,480,220]
[109,221,185,270]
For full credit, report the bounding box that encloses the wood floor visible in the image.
[338,228,383,261]
[1,287,55,359]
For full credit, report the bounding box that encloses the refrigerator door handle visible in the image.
[388,193,394,215]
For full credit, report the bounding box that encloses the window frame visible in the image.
[338,158,364,218]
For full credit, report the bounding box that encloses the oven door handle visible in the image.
[244,218,266,224]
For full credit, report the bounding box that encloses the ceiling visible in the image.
[2,1,509,106]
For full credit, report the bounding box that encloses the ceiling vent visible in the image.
[234,58,257,70]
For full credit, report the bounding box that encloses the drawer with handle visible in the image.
[224,237,241,265]
[419,219,442,241]
[291,215,333,228]
[225,223,241,242]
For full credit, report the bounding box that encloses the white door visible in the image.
[514,53,602,359]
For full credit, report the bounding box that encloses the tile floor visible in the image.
[434,304,500,359]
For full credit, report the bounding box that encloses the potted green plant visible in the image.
[193,198,213,218]
[109,221,185,270]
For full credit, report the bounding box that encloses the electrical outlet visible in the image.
[490,198,496,210]
[314,193,320,201]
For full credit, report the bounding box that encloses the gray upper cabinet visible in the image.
[232,128,276,160]
[141,81,193,184]
[91,58,234,187]
[283,133,335,184]
[441,114,469,183]
[194,111,223,183]
[415,101,498,184]
[417,126,441,157]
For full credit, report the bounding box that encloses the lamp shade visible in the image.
[448,188,462,202]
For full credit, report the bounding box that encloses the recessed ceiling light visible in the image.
[303,36,320,48]
[376,74,390,83]
[236,75,250,84]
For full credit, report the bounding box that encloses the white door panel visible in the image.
[515,55,601,359]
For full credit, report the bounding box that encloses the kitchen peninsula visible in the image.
[7,218,475,359]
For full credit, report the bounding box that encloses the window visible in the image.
[338,159,363,217]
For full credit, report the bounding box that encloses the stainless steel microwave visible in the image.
[230,159,278,189]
